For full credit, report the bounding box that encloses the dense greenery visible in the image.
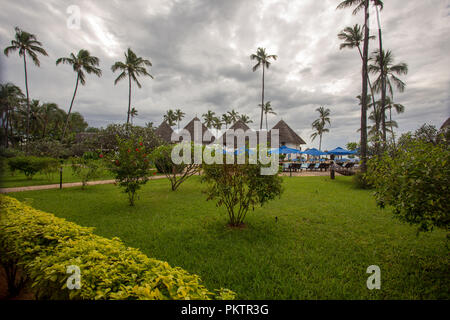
[0,195,235,300]
[71,154,104,189]
[7,156,58,179]
[9,176,449,299]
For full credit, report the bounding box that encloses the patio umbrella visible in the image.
[302,148,328,156]
[269,145,302,155]
[326,147,356,156]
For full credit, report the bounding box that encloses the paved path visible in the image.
[0,175,169,193]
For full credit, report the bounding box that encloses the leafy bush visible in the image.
[8,156,59,179]
[202,153,283,227]
[366,136,450,233]
[107,136,152,206]
[152,143,199,191]
[0,195,236,300]
[352,172,372,189]
[71,154,103,189]
[28,139,69,158]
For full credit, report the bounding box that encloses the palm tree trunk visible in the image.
[127,74,132,126]
[319,133,322,151]
[23,55,30,154]
[61,73,80,142]
[389,107,396,148]
[260,65,265,130]
[357,46,378,133]
[376,5,387,146]
[360,0,370,173]
[265,112,268,130]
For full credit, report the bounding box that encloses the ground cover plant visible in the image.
[9,176,449,299]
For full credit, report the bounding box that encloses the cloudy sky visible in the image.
[0,0,449,150]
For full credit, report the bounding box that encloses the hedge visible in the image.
[0,195,235,300]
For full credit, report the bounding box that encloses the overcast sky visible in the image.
[1,0,449,150]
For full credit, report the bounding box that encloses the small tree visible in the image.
[71,152,103,189]
[202,154,283,227]
[108,136,151,206]
[151,143,199,191]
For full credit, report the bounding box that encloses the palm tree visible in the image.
[213,117,222,130]
[221,114,232,129]
[40,102,59,138]
[259,101,277,130]
[56,49,102,141]
[0,83,24,147]
[374,1,387,144]
[130,107,138,125]
[336,0,373,172]
[250,48,277,130]
[383,96,405,145]
[112,48,153,126]
[369,49,408,142]
[4,27,48,152]
[164,109,177,127]
[238,114,253,125]
[311,106,331,151]
[174,109,185,130]
[227,109,240,124]
[202,110,216,129]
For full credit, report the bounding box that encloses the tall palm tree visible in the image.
[164,109,177,127]
[130,107,138,125]
[4,27,48,152]
[259,101,277,130]
[336,0,373,172]
[56,49,101,141]
[250,48,277,130]
[112,48,153,126]
[40,102,59,138]
[174,109,185,130]
[383,96,405,145]
[227,109,240,124]
[213,117,222,130]
[221,114,232,129]
[238,114,253,125]
[202,110,216,129]
[0,83,24,147]
[374,1,387,144]
[311,106,331,151]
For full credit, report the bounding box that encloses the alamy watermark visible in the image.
[66,265,81,290]
[66,5,81,30]
[366,265,381,290]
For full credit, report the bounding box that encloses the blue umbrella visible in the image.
[269,145,302,155]
[302,148,328,156]
[326,147,356,156]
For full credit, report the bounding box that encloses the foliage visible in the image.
[0,195,235,300]
[107,136,152,205]
[71,153,104,189]
[366,135,450,233]
[202,153,283,226]
[352,172,372,189]
[8,156,58,179]
[151,143,199,191]
[27,138,68,158]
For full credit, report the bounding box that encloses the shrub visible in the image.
[71,155,103,189]
[8,156,59,179]
[202,152,283,227]
[366,137,450,233]
[0,195,236,300]
[151,143,199,191]
[352,172,372,189]
[107,136,152,206]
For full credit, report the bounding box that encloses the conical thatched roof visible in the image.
[179,117,215,144]
[441,117,450,130]
[270,120,306,145]
[220,120,251,146]
[155,121,175,143]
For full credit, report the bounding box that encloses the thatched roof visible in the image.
[441,117,450,130]
[220,120,251,146]
[178,117,215,144]
[270,120,306,145]
[155,121,175,143]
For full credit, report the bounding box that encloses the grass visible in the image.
[9,176,449,299]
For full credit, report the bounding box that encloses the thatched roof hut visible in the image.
[219,120,251,147]
[270,120,306,147]
[441,117,450,130]
[155,121,175,143]
[177,117,215,144]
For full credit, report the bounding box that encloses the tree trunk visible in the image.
[319,133,322,151]
[127,73,132,126]
[360,1,370,173]
[23,55,30,154]
[376,5,387,146]
[61,73,80,142]
[260,65,265,130]
[3,103,9,147]
[265,112,268,130]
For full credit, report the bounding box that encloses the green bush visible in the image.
[352,172,372,189]
[7,156,59,179]
[71,153,104,189]
[0,195,235,300]
[366,137,450,233]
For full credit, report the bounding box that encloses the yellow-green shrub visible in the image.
[0,195,235,300]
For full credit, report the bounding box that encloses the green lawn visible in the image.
[9,176,449,299]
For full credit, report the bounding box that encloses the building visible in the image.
[154,120,175,144]
[270,120,306,150]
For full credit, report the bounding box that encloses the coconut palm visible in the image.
[221,114,232,129]
[202,110,216,129]
[174,109,185,130]
[0,83,24,147]
[212,117,222,130]
[311,106,331,151]
[4,27,48,151]
[383,96,405,145]
[40,102,59,138]
[259,101,277,130]
[56,49,101,141]
[164,109,177,127]
[227,109,240,124]
[130,107,138,125]
[112,48,153,126]
[250,47,277,130]
[238,114,253,125]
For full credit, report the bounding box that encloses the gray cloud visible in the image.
[1,0,449,150]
